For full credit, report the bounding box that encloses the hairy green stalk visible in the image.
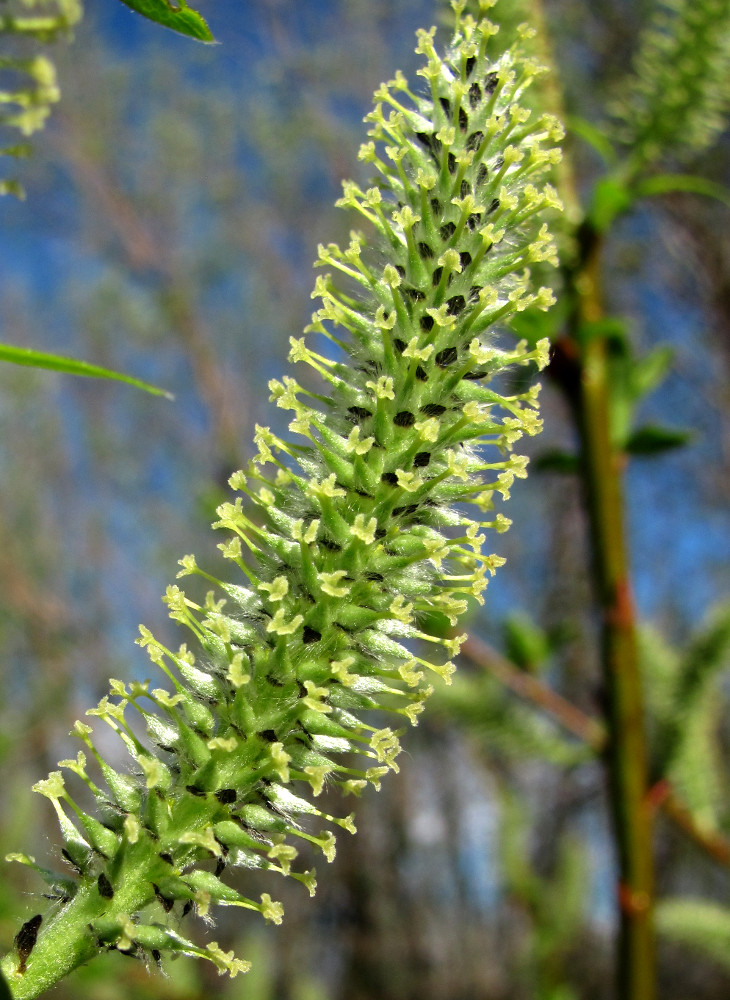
[1,3,561,995]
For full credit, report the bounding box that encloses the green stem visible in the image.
[1,858,157,1000]
[570,231,656,1000]
[524,2,656,987]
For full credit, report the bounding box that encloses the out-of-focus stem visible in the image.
[461,634,606,751]
[462,635,730,873]
[525,1,656,994]
[569,226,656,1000]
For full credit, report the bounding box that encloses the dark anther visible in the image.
[417,241,434,259]
[440,221,456,241]
[439,96,451,116]
[97,872,114,900]
[487,197,500,215]
[469,81,482,108]
[402,285,425,302]
[458,106,468,131]
[484,71,499,94]
[394,264,405,278]
[347,405,372,421]
[159,852,174,865]
[460,179,471,199]
[267,675,284,687]
[375,527,387,539]
[432,265,443,287]
[467,130,484,153]
[435,346,458,367]
[15,914,42,973]
[152,950,162,964]
[463,369,488,380]
[420,403,447,417]
[494,154,505,170]
[393,337,407,353]
[381,472,399,486]
[460,251,472,269]
[182,901,193,918]
[295,721,314,744]
[415,131,441,161]
[61,849,84,874]
[414,451,431,467]
[302,626,321,644]
[216,788,238,804]
[467,212,482,231]
[477,163,489,185]
[416,366,428,381]
[393,503,419,517]
[118,947,142,959]
[259,729,277,743]
[393,410,416,427]
[447,152,457,174]
[320,537,342,551]
[153,884,174,912]
[465,55,477,78]
[420,314,435,332]
[415,131,431,149]
[365,572,384,581]
[430,197,442,215]
[215,857,226,877]
[469,285,482,303]
[185,784,206,797]
[447,294,466,316]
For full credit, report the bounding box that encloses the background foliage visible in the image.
[0,0,729,997]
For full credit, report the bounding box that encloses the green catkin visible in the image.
[0,0,82,197]
[612,0,730,168]
[2,3,562,993]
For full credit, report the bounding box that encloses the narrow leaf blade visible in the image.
[0,345,173,398]
[624,425,692,456]
[635,174,730,209]
[116,0,214,42]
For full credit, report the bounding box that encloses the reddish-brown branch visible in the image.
[462,635,730,871]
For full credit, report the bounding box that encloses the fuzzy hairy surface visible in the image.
[3,1,562,991]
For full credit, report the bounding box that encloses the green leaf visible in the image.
[656,898,730,971]
[578,316,628,349]
[116,0,215,42]
[588,177,633,232]
[0,344,173,398]
[635,173,730,209]
[0,966,11,1000]
[566,114,617,166]
[534,449,579,474]
[504,613,550,672]
[629,345,674,398]
[624,425,692,456]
